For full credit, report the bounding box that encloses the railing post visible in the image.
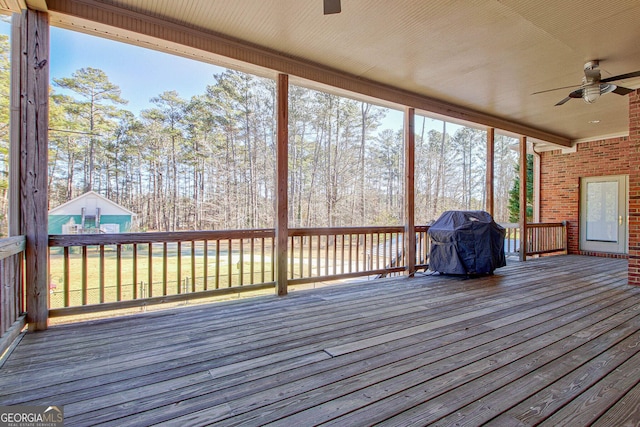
[276,74,289,295]
[404,107,416,276]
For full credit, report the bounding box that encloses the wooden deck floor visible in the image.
[1,255,639,426]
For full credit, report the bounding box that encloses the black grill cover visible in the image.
[428,210,506,275]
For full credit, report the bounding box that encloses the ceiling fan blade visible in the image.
[612,86,635,96]
[555,88,582,106]
[324,0,341,14]
[531,84,581,96]
[601,70,640,83]
[568,88,583,98]
[555,96,572,106]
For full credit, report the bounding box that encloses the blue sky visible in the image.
[0,18,224,114]
[49,27,228,115]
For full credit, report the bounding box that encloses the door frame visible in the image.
[579,174,628,254]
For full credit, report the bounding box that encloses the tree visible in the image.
[508,154,533,222]
[493,135,518,222]
[53,67,127,192]
[43,60,523,234]
[0,34,9,236]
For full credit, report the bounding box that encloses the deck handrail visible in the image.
[287,225,408,285]
[45,222,568,317]
[0,235,27,355]
[526,221,568,256]
[48,229,277,317]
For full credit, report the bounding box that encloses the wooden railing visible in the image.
[500,223,520,255]
[46,222,567,316]
[288,226,409,284]
[499,222,568,256]
[0,236,26,355]
[415,225,430,270]
[48,230,276,316]
[526,222,568,255]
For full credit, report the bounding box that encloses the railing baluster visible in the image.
[116,244,122,302]
[323,235,328,276]
[355,234,360,272]
[63,247,70,307]
[133,244,138,299]
[259,238,265,284]
[227,239,232,288]
[100,245,105,303]
[204,240,209,291]
[304,236,310,278]
[298,236,303,279]
[148,243,153,298]
[250,238,255,284]
[383,232,388,269]
[332,235,337,276]
[163,242,168,296]
[338,234,343,274]
[316,236,322,276]
[191,241,196,292]
[239,239,244,287]
[176,242,181,294]
[215,239,220,290]
[271,236,275,282]
[346,234,352,274]
[290,235,295,280]
[82,246,88,306]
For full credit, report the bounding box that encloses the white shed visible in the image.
[48,191,137,234]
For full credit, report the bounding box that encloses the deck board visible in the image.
[1,255,639,426]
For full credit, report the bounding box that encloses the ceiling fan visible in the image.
[532,60,640,106]
[324,0,341,15]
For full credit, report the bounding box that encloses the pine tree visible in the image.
[508,154,533,222]
[54,67,127,193]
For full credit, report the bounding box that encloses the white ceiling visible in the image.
[15,0,640,145]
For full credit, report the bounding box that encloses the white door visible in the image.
[580,175,628,254]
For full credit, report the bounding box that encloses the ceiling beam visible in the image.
[1,0,26,12]
[45,0,572,147]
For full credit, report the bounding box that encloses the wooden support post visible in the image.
[275,74,288,296]
[404,107,416,276]
[486,127,495,217]
[519,136,528,262]
[19,10,50,331]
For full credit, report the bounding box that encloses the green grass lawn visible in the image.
[48,246,275,309]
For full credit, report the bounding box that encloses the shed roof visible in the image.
[48,191,137,216]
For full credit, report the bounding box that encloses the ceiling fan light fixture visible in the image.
[583,83,601,104]
[582,83,617,104]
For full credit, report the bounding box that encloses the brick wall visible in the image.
[539,137,630,255]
